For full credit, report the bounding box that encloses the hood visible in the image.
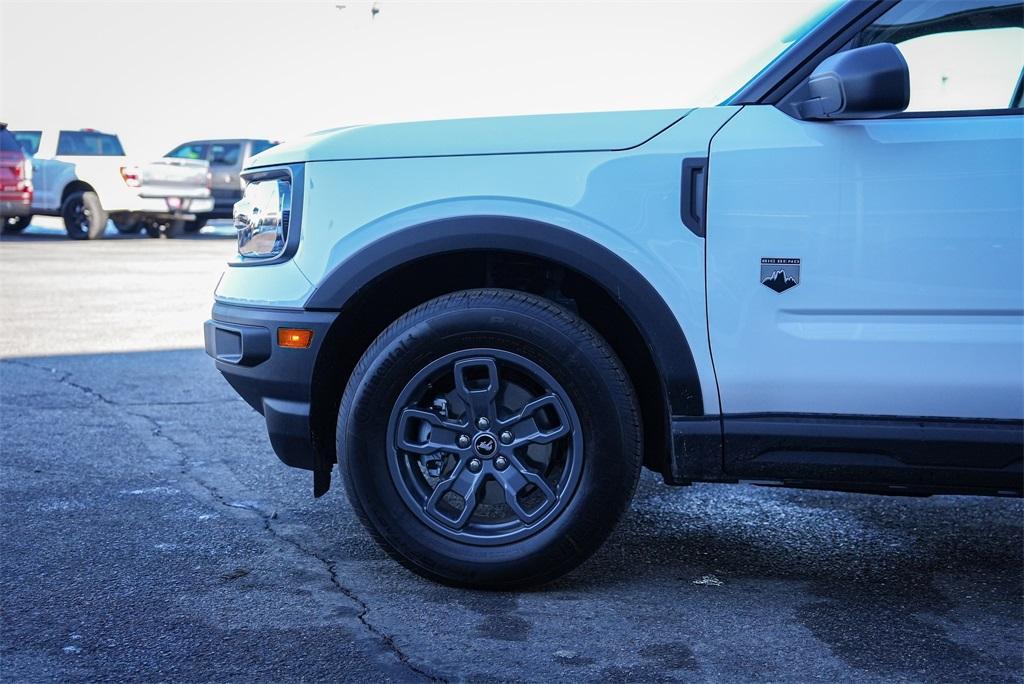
[248,108,692,168]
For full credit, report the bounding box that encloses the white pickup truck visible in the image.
[9,128,214,239]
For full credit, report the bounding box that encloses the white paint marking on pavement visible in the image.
[120,486,180,496]
[693,574,725,587]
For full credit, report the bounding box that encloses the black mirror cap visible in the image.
[798,43,910,120]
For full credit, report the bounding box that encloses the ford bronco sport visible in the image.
[206,0,1024,587]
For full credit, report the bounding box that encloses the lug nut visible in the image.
[467,458,482,473]
[457,434,470,448]
[499,430,513,444]
[476,416,490,430]
[494,456,509,470]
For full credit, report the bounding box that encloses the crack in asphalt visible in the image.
[144,414,447,683]
[3,357,446,683]
[2,358,238,408]
[3,359,119,406]
[278,533,446,683]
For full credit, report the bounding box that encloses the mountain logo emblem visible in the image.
[760,258,800,293]
[474,434,497,457]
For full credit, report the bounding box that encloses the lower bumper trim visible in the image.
[205,302,338,473]
[263,398,316,470]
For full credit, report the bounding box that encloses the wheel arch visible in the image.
[61,180,96,205]
[305,215,708,479]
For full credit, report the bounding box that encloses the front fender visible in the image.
[306,213,706,418]
[218,107,739,419]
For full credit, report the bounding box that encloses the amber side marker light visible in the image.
[278,328,314,349]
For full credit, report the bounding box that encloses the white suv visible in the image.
[10,128,214,239]
[206,0,1023,588]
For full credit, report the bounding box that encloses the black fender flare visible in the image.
[305,215,705,417]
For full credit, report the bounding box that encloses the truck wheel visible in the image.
[338,288,642,588]
[183,217,206,233]
[62,191,107,240]
[164,220,186,238]
[113,219,141,234]
[2,215,31,233]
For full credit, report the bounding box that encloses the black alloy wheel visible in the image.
[61,191,107,240]
[338,288,642,588]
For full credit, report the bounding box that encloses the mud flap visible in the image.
[313,469,332,498]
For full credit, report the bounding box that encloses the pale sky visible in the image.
[2,0,828,160]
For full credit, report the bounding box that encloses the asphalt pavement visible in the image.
[1,227,1021,683]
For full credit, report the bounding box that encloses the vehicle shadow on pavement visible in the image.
[2,348,1021,683]
[566,481,1023,679]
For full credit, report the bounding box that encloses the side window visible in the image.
[166,142,208,160]
[57,131,125,156]
[857,0,1024,112]
[209,143,241,166]
[11,131,41,155]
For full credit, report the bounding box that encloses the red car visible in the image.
[0,123,33,233]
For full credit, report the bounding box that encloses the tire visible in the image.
[142,222,162,238]
[113,219,141,234]
[2,214,31,233]
[62,191,107,240]
[183,217,207,233]
[164,219,186,238]
[338,288,642,588]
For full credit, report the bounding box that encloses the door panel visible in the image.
[706,105,1023,420]
[32,158,76,212]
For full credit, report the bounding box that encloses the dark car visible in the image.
[164,138,277,231]
[0,123,33,233]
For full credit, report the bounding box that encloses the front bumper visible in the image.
[204,302,337,471]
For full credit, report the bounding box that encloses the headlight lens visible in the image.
[234,177,291,259]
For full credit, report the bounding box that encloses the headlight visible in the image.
[234,176,291,259]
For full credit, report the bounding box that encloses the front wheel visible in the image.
[62,191,107,240]
[338,289,642,588]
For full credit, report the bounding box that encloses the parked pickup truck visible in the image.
[206,0,1023,588]
[9,128,213,239]
[0,123,33,232]
[164,138,278,232]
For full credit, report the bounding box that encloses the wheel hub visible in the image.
[472,433,498,458]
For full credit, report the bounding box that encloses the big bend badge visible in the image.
[761,258,800,293]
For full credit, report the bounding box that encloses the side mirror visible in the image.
[797,43,910,120]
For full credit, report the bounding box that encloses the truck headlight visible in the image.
[234,176,291,259]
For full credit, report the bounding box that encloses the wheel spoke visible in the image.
[495,455,558,524]
[395,407,468,455]
[425,463,487,529]
[454,357,499,420]
[498,393,571,447]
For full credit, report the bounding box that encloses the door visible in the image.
[207,142,244,216]
[11,130,65,212]
[706,0,1024,423]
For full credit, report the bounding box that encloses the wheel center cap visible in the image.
[473,433,497,458]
